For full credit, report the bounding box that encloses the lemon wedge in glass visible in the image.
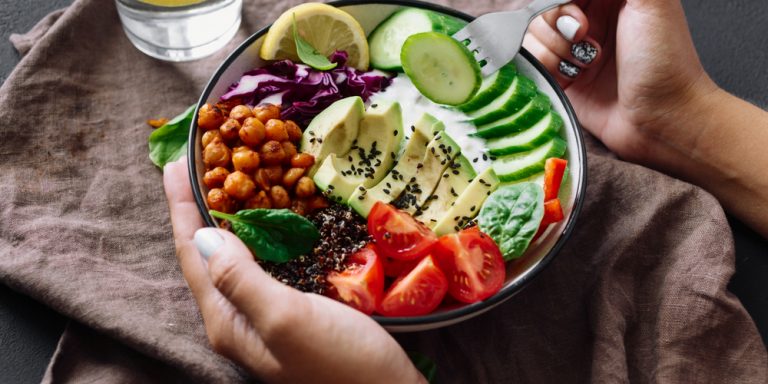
[260,3,369,71]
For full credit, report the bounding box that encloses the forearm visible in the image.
[646,87,768,237]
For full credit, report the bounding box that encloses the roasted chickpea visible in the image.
[198,103,224,131]
[282,167,305,189]
[239,117,266,147]
[207,188,233,212]
[291,153,315,168]
[254,168,271,190]
[253,104,281,123]
[229,105,253,121]
[264,119,289,142]
[232,149,261,173]
[203,141,231,168]
[203,167,230,189]
[263,165,284,185]
[295,176,316,198]
[232,145,250,154]
[285,120,302,142]
[219,118,241,142]
[202,130,223,148]
[281,141,298,161]
[223,171,256,201]
[291,198,309,216]
[245,190,272,209]
[307,195,330,211]
[270,185,291,209]
[260,140,286,165]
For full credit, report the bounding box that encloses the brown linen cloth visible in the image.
[1,0,766,382]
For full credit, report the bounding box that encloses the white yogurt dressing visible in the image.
[368,74,492,173]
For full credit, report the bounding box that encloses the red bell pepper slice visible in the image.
[543,158,568,201]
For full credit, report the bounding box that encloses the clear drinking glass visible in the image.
[116,0,242,62]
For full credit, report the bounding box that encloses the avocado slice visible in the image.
[415,154,476,227]
[395,131,461,214]
[313,101,404,202]
[348,113,443,217]
[300,96,365,176]
[432,167,500,235]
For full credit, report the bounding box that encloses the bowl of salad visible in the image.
[188,0,586,332]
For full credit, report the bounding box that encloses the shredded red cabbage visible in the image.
[221,51,393,126]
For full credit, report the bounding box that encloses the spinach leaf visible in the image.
[407,351,437,383]
[292,14,337,71]
[209,209,320,263]
[478,182,544,260]
[148,105,195,168]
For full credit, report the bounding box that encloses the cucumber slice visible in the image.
[486,112,563,156]
[401,32,481,106]
[456,63,517,113]
[369,8,467,71]
[472,92,551,138]
[466,75,536,126]
[491,137,567,182]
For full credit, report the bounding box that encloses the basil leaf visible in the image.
[478,182,544,260]
[292,14,337,71]
[148,105,195,168]
[407,351,437,383]
[210,209,320,263]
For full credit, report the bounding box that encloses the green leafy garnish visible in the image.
[407,351,437,383]
[148,104,195,168]
[209,209,320,263]
[292,14,337,71]
[478,183,544,260]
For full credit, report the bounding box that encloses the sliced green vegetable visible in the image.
[293,14,337,71]
[209,209,320,263]
[148,105,195,168]
[401,32,481,106]
[478,183,544,260]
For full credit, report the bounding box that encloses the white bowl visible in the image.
[189,0,587,332]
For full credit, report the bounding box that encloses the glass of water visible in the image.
[116,0,242,62]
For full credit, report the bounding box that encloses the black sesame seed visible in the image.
[411,125,416,132]
[371,104,378,108]
[393,130,398,136]
[482,154,488,161]
[452,170,459,175]
[358,186,365,191]
[383,189,390,194]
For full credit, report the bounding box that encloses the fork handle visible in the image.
[525,0,571,19]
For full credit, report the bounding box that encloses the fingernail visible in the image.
[559,60,580,78]
[556,15,580,42]
[571,41,598,65]
[194,228,224,261]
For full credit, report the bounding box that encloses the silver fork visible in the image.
[453,0,571,77]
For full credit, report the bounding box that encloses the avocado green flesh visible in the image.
[396,132,461,215]
[348,113,442,217]
[311,101,404,202]
[416,154,476,227]
[300,96,365,176]
[432,167,500,236]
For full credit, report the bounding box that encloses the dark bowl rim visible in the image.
[188,0,588,328]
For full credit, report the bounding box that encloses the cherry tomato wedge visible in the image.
[368,202,438,261]
[382,256,420,278]
[432,227,505,303]
[327,245,384,315]
[376,255,448,317]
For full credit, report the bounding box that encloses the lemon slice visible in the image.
[260,3,369,71]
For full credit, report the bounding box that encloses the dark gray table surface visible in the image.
[1,0,766,382]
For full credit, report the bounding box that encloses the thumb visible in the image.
[194,227,299,331]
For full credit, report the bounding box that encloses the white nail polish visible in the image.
[194,228,224,261]
[556,15,581,42]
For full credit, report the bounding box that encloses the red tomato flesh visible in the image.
[368,202,438,261]
[433,227,505,303]
[376,255,448,317]
[327,245,384,315]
